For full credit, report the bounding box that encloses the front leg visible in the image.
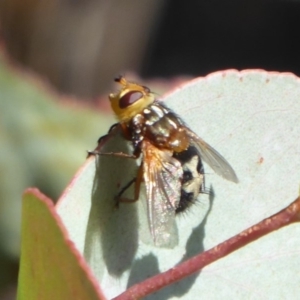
[87,123,120,158]
[88,151,138,159]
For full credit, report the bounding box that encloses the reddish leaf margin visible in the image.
[17,188,106,300]
[114,195,300,300]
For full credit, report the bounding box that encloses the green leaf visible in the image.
[18,189,105,300]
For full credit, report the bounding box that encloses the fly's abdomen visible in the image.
[173,146,205,213]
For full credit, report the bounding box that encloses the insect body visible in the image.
[173,145,206,214]
[99,76,238,247]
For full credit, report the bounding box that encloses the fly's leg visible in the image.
[88,141,141,159]
[88,123,142,158]
[87,123,120,158]
[200,185,210,195]
[115,177,136,207]
[115,163,143,207]
[89,151,138,159]
[200,173,211,195]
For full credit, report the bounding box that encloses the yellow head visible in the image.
[109,76,155,122]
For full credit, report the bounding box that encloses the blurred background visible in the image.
[1,0,300,298]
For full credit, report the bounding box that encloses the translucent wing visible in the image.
[142,141,183,248]
[186,129,238,183]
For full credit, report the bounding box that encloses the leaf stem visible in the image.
[113,196,300,300]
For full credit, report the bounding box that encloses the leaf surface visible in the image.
[57,70,300,299]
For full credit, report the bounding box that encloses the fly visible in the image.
[93,76,238,247]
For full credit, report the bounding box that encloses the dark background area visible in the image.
[1,0,300,298]
[142,1,300,78]
[1,0,300,99]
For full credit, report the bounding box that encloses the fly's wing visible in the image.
[186,129,239,183]
[142,143,183,248]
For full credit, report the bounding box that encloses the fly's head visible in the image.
[109,76,155,123]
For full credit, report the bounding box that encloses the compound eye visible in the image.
[119,91,143,108]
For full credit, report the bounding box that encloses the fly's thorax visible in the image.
[129,113,146,149]
[127,102,190,152]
